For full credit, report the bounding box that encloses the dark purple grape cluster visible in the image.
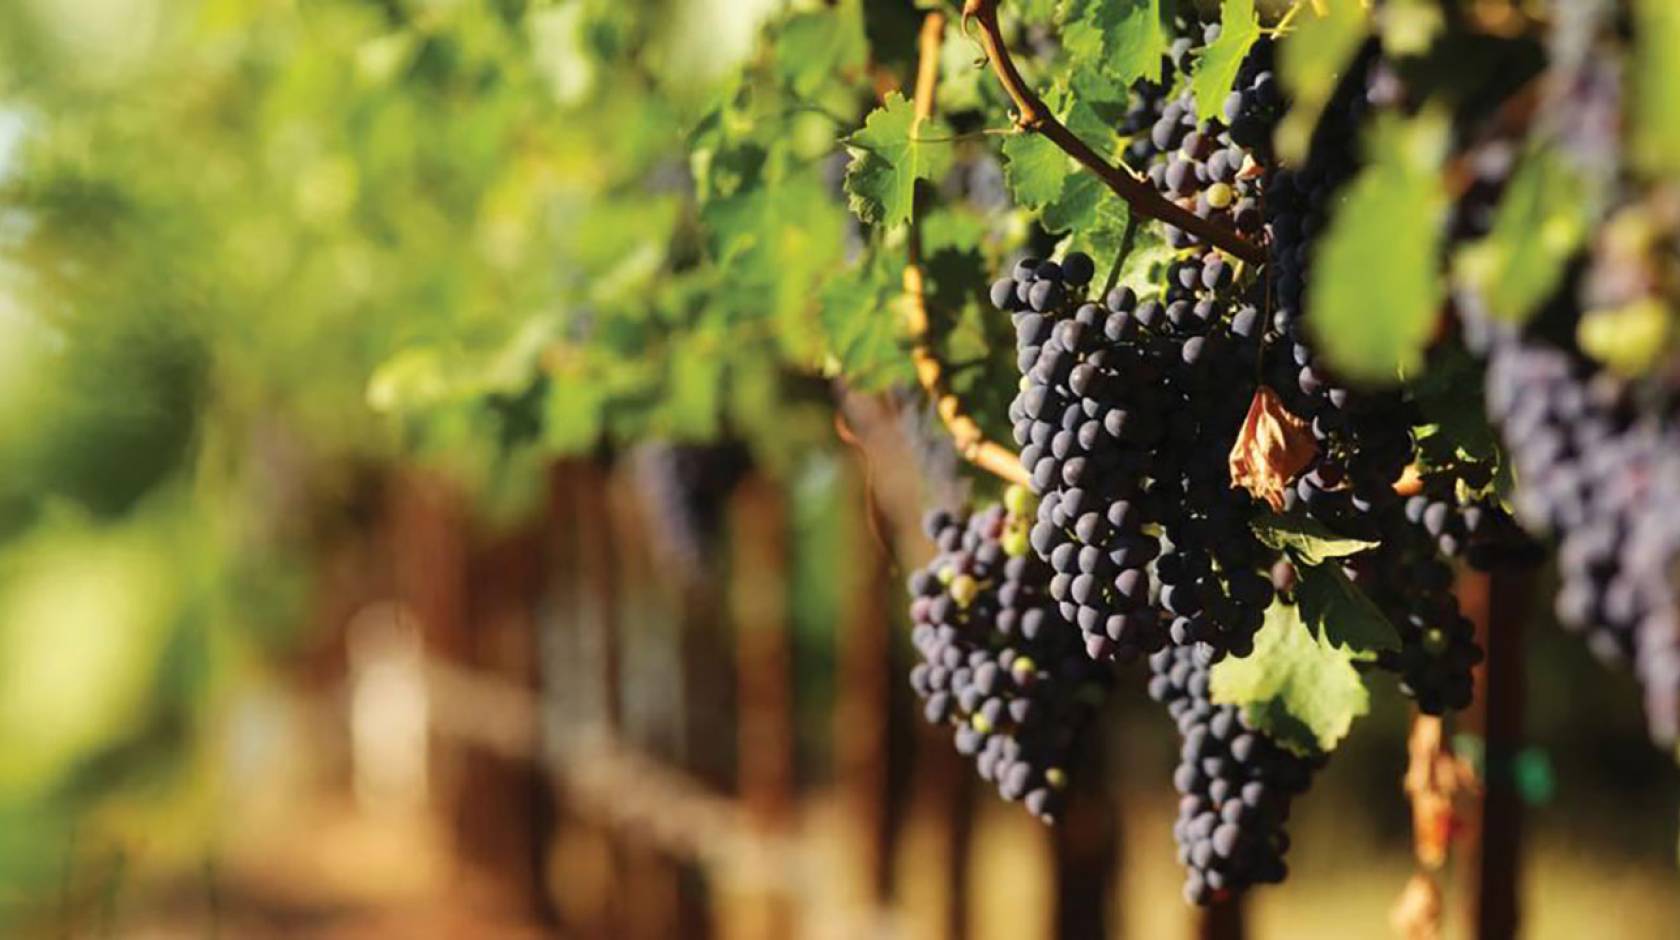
[1447,126,1680,743]
[1349,507,1484,714]
[995,254,1173,663]
[1148,644,1324,905]
[908,503,1113,820]
[1120,32,1276,249]
[1483,332,1680,722]
[1402,467,1543,569]
[993,249,1278,666]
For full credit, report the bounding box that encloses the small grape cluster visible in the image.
[1401,469,1542,570]
[1352,508,1484,714]
[1148,644,1323,905]
[1120,31,1277,248]
[908,501,1113,820]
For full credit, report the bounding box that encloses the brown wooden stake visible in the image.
[1050,742,1117,940]
[901,9,1030,487]
[1457,566,1530,940]
[913,724,976,940]
[1196,897,1248,940]
[729,473,798,940]
[604,466,694,940]
[835,460,897,906]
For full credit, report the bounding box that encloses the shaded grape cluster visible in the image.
[1352,505,1484,714]
[908,502,1113,820]
[1148,644,1324,905]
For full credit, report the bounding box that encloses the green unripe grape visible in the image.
[1010,655,1036,677]
[1578,298,1670,376]
[971,712,994,734]
[950,574,979,607]
[1004,483,1034,518]
[1422,626,1448,655]
[1045,767,1067,789]
[1206,181,1234,210]
[1001,524,1031,558]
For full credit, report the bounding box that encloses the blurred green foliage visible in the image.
[0,0,885,911]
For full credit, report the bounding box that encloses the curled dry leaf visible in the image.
[1229,386,1318,511]
[1389,872,1443,940]
[1403,715,1480,870]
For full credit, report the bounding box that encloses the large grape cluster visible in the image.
[993,250,1278,667]
[1450,132,1680,744]
[1148,644,1323,904]
[1478,319,1680,740]
[908,501,1113,820]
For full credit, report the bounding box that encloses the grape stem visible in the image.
[905,10,1032,487]
[961,0,1267,265]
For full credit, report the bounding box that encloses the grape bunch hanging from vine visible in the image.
[847,0,1680,908]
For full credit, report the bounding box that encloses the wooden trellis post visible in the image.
[1458,566,1531,940]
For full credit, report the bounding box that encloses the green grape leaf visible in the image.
[1017,0,1061,26]
[1001,132,1072,210]
[1044,174,1133,268]
[843,92,953,227]
[1578,299,1673,376]
[1191,0,1262,123]
[1250,513,1379,567]
[1409,345,1500,464]
[1110,223,1174,294]
[1041,172,1110,234]
[1295,562,1401,654]
[701,151,849,362]
[1051,73,1125,154]
[936,18,987,114]
[1275,0,1370,164]
[774,0,867,98]
[1308,111,1448,384]
[1631,0,1680,177]
[1379,0,1444,58]
[1453,148,1591,326]
[1059,0,1172,86]
[819,250,914,391]
[1210,600,1370,755]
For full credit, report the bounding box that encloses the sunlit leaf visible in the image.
[843,92,953,227]
[1210,600,1370,755]
[1191,0,1262,123]
[1309,111,1449,383]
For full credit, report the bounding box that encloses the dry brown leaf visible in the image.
[1228,386,1318,511]
[1389,872,1443,940]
